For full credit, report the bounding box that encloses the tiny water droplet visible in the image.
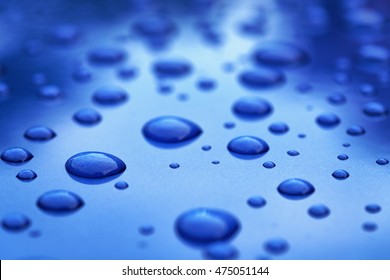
[153,59,192,78]
[0,82,10,101]
[263,161,276,169]
[263,237,289,255]
[118,66,138,80]
[343,143,351,147]
[1,148,33,164]
[327,93,347,105]
[139,225,155,236]
[16,169,37,181]
[1,212,31,232]
[232,96,273,120]
[37,190,84,215]
[346,125,365,136]
[308,204,330,219]
[287,150,300,156]
[223,121,236,129]
[93,86,128,106]
[365,204,381,214]
[227,136,269,158]
[38,85,63,100]
[49,24,80,46]
[295,83,313,93]
[175,208,240,245]
[316,113,341,129]
[197,78,216,91]
[114,181,129,190]
[376,158,389,165]
[337,154,349,161]
[201,145,212,151]
[247,196,267,208]
[133,16,176,38]
[359,83,377,97]
[268,122,289,135]
[277,178,315,200]
[88,47,126,65]
[72,66,92,83]
[203,242,239,260]
[211,160,220,165]
[169,163,180,169]
[239,68,285,89]
[24,126,56,141]
[332,169,349,180]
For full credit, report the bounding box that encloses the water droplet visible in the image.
[287,150,300,156]
[73,108,102,126]
[114,181,129,190]
[1,148,33,164]
[169,163,180,169]
[92,86,128,106]
[232,96,273,120]
[0,82,10,101]
[337,154,349,161]
[277,178,315,200]
[88,47,126,65]
[32,73,47,86]
[197,78,216,91]
[295,83,313,94]
[142,116,202,146]
[365,204,381,214]
[227,136,269,158]
[72,66,92,83]
[38,85,63,100]
[139,225,155,236]
[177,93,189,102]
[263,161,276,169]
[203,242,239,260]
[65,152,126,180]
[1,212,31,232]
[175,208,240,245]
[239,68,285,89]
[359,83,377,97]
[343,143,351,147]
[316,113,341,129]
[307,204,330,219]
[16,169,37,181]
[211,160,220,165]
[247,196,267,208]
[263,237,289,255]
[357,44,389,66]
[24,126,56,141]
[346,125,365,136]
[332,169,349,180]
[327,93,347,105]
[49,24,80,46]
[37,190,84,215]
[202,145,212,151]
[376,158,389,165]
[298,133,306,138]
[268,122,289,135]
[253,42,309,68]
[29,230,42,238]
[362,221,378,232]
[118,66,138,80]
[333,72,351,85]
[363,102,388,118]
[133,16,176,38]
[153,59,192,78]
[223,122,236,129]
[157,83,173,94]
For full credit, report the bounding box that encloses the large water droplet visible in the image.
[365,204,381,214]
[277,178,315,200]
[239,68,285,89]
[307,204,330,219]
[65,152,126,180]
[16,169,37,181]
[92,86,128,106]
[315,113,341,129]
[88,47,126,65]
[37,190,84,215]
[332,169,349,180]
[1,212,31,232]
[24,126,56,141]
[232,96,273,120]
[142,116,202,146]
[175,208,240,245]
[263,237,289,255]
[363,102,388,118]
[203,242,239,260]
[227,136,269,158]
[376,158,389,165]
[268,122,289,135]
[1,148,33,164]
[153,59,192,78]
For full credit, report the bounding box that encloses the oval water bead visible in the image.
[357,44,389,66]
[203,243,239,260]
[169,163,180,169]
[37,190,84,215]
[327,93,347,105]
[223,121,236,129]
[72,66,92,83]
[153,58,192,78]
[114,181,129,190]
[142,116,202,145]
[38,85,63,100]
[263,161,276,169]
[92,86,128,106]
[133,16,176,37]
[376,158,389,165]
[139,225,155,236]
[308,204,330,219]
[263,237,289,255]
[277,178,315,200]
[24,126,56,141]
[73,108,102,126]
[49,24,80,45]
[359,84,377,97]
[201,145,212,151]
[363,102,388,117]
[1,212,31,232]
[365,204,381,214]
[253,42,310,68]
[118,66,138,80]
[362,222,378,232]
[211,160,220,165]
[315,113,341,129]
[227,136,269,158]
[88,47,126,65]
[232,96,273,120]
[346,125,365,136]
[332,169,349,180]
[268,122,289,135]
[247,196,267,208]
[239,68,285,89]
[16,169,37,181]
[197,78,216,91]
[337,154,349,160]
[175,208,240,245]
[287,150,300,156]
[65,152,126,179]
[1,148,33,164]
[0,82,10,101]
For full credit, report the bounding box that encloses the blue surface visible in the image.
[1,0,390,260]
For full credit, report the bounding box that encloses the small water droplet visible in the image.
[247,196,267,208]
[153,59,192,78]
[16,169,37,181]
[327,93,347,105]
[197,78,216,91]
[203,242,239,260]
[0,82,10,101]
[376,158,389,165]
[346,125,365,136]
[175,208,240,245]
[38,85,63,100]
[211,160,220,165]
[1,212,31,232]
[37,190,84,215]
[298,133,306,138]
[118,66,138,80]
[307,204,330,219]
[139,225,155,236]
[32,73,47,86]
[287,150,300,156]
[65,152,126,180]
[29,230,42,238]
[359,83,377,97]
[363,102,388,117]
[24,126,56,141]
[114,181,129,190]
[333,72,351,84]
[316,113,341,129]
[295,82,313,94]
[263,161,276,169]
[88,47,126,65]
[1,148,33,164]
[227,136,269,158]
[232,96,273,120]
[239,68,285,90]
[201,145,212,151]
[277,178,315,200]
[73,108,102,126]
[365,204,381,214]
[72,66,92,83]
[332,169,349,180]
[142,116,202,146]
[92,86,128,106]
[268,122,289,135]
[223,121,236,129]
[343,143,351,147]
[49,24,80,46]
[357,44,389,67]
[362,221,378,232]
[337,154,349,161]
[133,16,176,38]
[263,237,289,255]
[169,163,180,169]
